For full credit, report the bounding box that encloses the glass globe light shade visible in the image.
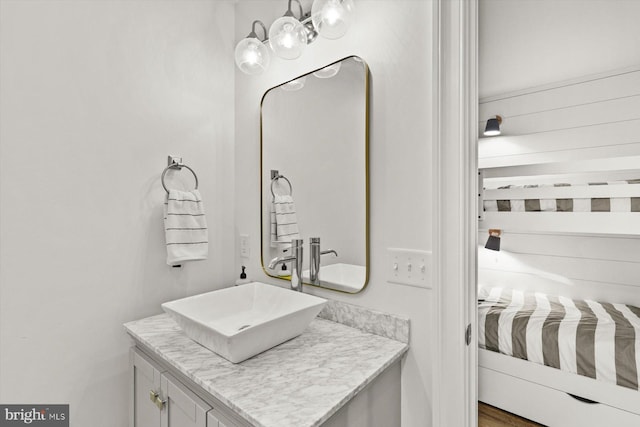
[311,0,355,40]
[235,37,270,75]
[269,16,307,60]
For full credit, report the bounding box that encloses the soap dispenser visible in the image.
[235,266,251,285]
[278,263,290,277]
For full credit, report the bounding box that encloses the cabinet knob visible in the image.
[149,390,166,410]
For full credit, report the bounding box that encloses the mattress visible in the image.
[478,287,640,391]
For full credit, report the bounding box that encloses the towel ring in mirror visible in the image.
[270,175,293,198]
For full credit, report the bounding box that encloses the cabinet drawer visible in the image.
[479,366,640,427]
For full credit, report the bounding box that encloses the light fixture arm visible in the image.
[248,20,268,40]
[284,0,304,19]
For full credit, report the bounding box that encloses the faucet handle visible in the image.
[310,237,321,245]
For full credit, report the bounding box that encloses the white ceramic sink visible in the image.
[303,263,367,292]
[161,282,326,363]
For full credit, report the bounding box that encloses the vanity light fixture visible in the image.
[235,0,356,75]
[485,229,501,251]
[235,20,271,75]
[484,115,502,136]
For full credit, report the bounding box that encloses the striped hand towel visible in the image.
[163,189,208,266]
[270,194,300,247]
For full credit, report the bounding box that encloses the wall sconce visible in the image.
[485,229,501,251]
[484,115,502,136]
[234,20,270,75]
[235,0,355,75]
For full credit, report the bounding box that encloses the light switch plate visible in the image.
[239,234,250,258]
[386,248,432,289]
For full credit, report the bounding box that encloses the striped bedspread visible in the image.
[483,180,640,213]
[478,287,640,391]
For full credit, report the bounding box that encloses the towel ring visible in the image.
[161,163,199,194]
[270,174,293,198]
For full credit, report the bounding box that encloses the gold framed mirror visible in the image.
[260,55,369,293]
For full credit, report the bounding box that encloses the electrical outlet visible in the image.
[239,234,250,258]
[386,248,432,289]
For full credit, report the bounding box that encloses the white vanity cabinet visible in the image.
[125,310,408,427]
[131,344,402,427]
[132,349,236,427]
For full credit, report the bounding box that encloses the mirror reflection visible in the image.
[260,56,369,293]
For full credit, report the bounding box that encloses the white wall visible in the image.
[477,68,640,306]
[479,0,640,99]
[0,1,235,425]
[234,1,434,426]
[1,1,435,425]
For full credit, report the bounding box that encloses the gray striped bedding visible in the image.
[478,287,640,391]
[484,180,640,212]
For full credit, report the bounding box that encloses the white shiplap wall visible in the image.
[478,67,640,304]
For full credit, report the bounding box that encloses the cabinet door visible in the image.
[132,349,163,427]
[208,409,242,427]
[207,412,219,427]
[161,373,211,427]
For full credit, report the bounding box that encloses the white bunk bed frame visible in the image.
[479,349,640,426]
[477,66,640,427]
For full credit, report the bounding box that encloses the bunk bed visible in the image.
[478,286,640,426]
[477,67,640,426]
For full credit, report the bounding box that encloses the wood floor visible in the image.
[478,402,545,427]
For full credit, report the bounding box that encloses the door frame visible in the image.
[431,0,478,426]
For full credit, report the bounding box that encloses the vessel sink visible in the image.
[303,263,367,292]
[161,282,326,363]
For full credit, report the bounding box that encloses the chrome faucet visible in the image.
[268,238,304,292]
[309,237,338,285]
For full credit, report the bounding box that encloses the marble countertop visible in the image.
[124,310,408,427]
